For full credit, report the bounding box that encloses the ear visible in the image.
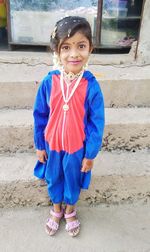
[89,45,94,53]
[54,51,59,57]
[53,52,61,68]
[55,52,61,62]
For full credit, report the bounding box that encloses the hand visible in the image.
[81,158,94,173]
[36,149,48,163]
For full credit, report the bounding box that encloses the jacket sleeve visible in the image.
[33,76,51,150]
[85,80,105,159]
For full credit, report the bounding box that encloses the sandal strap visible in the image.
[64,209,77,219]
[46,218,59,231]
[66,220,80,231]
[50,208,64,218]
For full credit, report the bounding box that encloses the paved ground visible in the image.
[0,203,150,252]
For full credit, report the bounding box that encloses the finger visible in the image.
[81,165,88,172]
[38,157,43,163]
[81,165,92,173]
[42,155,46,163]
[44,152,48,160]
[38,155,45,163]
[81,164,85,172]
[81,167,84,172]
[81,169,88,173]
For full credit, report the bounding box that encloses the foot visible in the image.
[64,209,80,237]
[45,208,64,236]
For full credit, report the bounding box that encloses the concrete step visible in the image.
[0,108,150,152]
[0,62,150,108]
[1,204,150,252]
[0,109,33,153]
[0,50,135,65]
[0,150,150,208]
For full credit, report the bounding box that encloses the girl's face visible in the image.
[59,32,92,74]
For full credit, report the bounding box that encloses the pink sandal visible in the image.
[64,209,80,237]
[45,208,64,236]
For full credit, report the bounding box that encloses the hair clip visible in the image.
[68,29,71,37]
[51,26,57,39]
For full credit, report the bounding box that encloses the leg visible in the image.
[44,150,65,236]
[45,150,64,203]
[65,204,80,237]
[63,149,84,205]
[65,204,75,214]
[62,149,84,236]
[45,202,64,236]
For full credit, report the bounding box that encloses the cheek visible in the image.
[59,52,68,63]
[81,51,90,60]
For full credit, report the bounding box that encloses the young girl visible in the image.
[33,16,105,237]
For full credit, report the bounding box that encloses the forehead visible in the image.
[62,32,89,45]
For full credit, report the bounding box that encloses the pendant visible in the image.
[63,104,69,111]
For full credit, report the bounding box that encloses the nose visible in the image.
[70,48,79,58]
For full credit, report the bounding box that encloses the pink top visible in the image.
[45,74,88,154]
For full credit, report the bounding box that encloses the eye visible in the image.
[79,44,86,49]
[61,45,70,51]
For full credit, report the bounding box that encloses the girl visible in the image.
[33,16,105,237]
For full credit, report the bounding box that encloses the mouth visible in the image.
[68,60,82,65]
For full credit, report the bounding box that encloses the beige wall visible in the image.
[137,0,150,64]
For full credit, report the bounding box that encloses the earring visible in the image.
[53,52,61,69]
[83,60,89,70]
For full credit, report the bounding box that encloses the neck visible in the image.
[63,69,83,82]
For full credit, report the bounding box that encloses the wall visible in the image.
[137,0,150,64]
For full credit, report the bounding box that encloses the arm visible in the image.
[33,76,51,157]
[82,80,105,171]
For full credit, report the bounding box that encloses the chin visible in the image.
[68,66,84,74]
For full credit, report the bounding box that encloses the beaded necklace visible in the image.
[60,69,84,111]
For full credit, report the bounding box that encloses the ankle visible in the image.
[65,205,75,214]
[53,203,62,213]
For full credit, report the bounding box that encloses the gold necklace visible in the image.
[63,70,83,83]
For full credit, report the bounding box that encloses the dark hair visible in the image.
[50,16,93,53]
